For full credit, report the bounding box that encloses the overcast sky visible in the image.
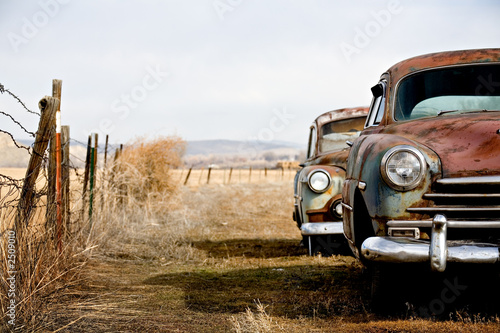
[1,0,499,147]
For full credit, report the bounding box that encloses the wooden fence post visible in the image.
[248,167,252,183]
[207,167,212,184]
[16,97,59,228]
[228,167,233,184]
[184,167,192,185]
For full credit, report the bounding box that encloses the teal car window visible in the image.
[395,64,500,120]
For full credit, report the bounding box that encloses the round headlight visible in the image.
[330,199,343,219]
[307,169,331,193]
[381,145,426,191]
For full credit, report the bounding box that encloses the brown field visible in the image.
[33,176,499,332]
[2,167,500,332]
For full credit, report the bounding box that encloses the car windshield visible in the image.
[394,64,500,120]
[319,117,365,153]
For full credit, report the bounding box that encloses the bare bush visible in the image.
[90,136,197,261]
[231,299,285,333]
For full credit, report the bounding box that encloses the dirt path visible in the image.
[48,241,500,333]
[43,183,500,332]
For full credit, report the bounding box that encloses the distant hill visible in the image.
[183,140,305,168]
[1,135,306,169]
[185,139,303,155]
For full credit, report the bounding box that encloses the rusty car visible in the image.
[342,48,500,303]
[293,106,368,256]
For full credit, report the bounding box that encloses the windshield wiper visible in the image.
[437,109,494,116]
[437,110,459,116]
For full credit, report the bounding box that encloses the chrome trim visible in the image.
[362,237,429,262]
[361,237,500,265]
[437,176,500,185]
[380,145,427,191]
[361,214,500,270]
[430,215,447,272]
[408,207,500,212]
[300,222,343,236]
[424,193,500,199]
[387,220,500,228]
[341,202,353,211]
[388,227,420,239]
[358,181,366,190]
[346,140,353,147]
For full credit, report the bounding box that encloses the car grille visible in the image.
[407,176,500,220]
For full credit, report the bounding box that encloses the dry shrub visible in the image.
[115,136,185,202]
[0,200,84,331]
[91,136,197,260]
[231,299,285,333]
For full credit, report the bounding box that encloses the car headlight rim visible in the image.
[330,199,343,220]
[307,169,332,193]
[381,145,427,191]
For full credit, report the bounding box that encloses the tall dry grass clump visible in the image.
[231,300,285,333]
[90,136,194,260]
[0,184,85,331]
[115,136,185,202]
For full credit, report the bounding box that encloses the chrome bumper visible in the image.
[361,214,500,272]
[301,222,343,236]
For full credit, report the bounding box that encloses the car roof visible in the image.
[314,106,369,128]
[385,48,500,84]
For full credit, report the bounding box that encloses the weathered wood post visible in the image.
[184,167,192,185]
[228,167,233,184]
[16,97,59,228]
[207,167,212,184]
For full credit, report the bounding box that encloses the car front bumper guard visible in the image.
[300,222,343,236]
[361,214,500,272]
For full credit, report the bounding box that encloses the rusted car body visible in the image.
[342,49,500,283]
[293,107,368,255]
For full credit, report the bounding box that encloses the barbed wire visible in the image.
[0,83,40,116]
[0,110,36,137]
[0,129,32,154]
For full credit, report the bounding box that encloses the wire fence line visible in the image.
[0,82,126,329]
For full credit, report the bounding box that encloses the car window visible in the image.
[306,126,317,159]
[319,117,366,153]
[365,82,386,127]
[395,64,500,120]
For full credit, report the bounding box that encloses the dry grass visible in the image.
[0,171,87,332]
[4,136,499,332]
[39,176,500,332]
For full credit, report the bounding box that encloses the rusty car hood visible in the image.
[305,149,350,170]
[383,111,500,178]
